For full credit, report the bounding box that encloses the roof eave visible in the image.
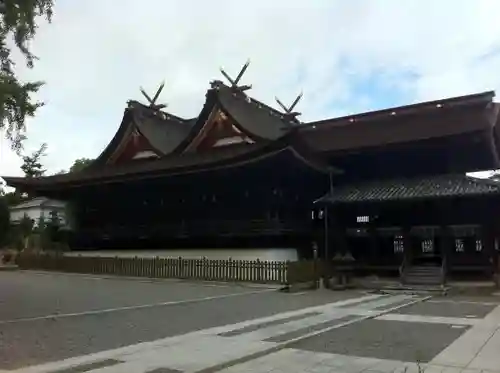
[300,91,495,130]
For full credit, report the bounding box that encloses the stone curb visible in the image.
[0,265,18,271]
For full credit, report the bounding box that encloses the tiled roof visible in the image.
[315,174,500,205]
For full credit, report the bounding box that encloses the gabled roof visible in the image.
[315,174,500,205]
[91,101,195,167]
[213,82,296,140]
[90,82,295,166]
[173,83,295,153]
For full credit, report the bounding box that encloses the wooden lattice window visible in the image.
[393,235,404,253]
[455,238,464,253]
[421,239,434,253]
[357,216,369,223]
[475,239,482,252]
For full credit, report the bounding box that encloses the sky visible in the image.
[2,0,500,180]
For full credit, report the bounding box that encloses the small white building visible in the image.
[9,197,67,227]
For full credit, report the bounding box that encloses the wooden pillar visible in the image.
[435,198,451,270]
[439,225,452,277]
[493,226,500,279]
[491,200,500,283]
[481,224,496,279]
[477,196,497,280]
[330,213,340,258]
[323,206,331,260]
[367,222,379,266]
[402,225,412,264]
[328,208,347,257]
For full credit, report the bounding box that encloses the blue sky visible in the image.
[2,0,500,180]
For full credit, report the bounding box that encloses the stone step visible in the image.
[405,279,441,286]
[406,270,441,276]
[404,277,441,285]
[405,270,441,276]
[405,272,441,279]
[407,266,441,271]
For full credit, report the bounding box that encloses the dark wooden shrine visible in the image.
[4,62,500,280]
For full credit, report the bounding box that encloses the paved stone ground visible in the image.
[393,300,496,318]
[290,318,469,363]
[1,271,500,373]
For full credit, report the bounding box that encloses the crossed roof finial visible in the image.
[219,59,252,92]
[275,91,303,120]
[140,81,168,111]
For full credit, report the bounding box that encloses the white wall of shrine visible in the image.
[65,248,299,261]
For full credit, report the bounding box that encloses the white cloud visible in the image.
[2,0,500,179]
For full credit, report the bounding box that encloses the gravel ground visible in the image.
[0,271,362,370]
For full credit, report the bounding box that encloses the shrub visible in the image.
[1,250,14,264]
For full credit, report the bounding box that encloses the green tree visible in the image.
[0,0,54,153]
[1,191,22,206]
[18,213,34,250]
[69,158,93,173]
[0,195,10,247]
[20,142,47,177]
[36,214,51,250]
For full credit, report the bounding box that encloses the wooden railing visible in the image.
[16,254,311,285]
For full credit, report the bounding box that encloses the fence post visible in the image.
[256,258,262,283]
